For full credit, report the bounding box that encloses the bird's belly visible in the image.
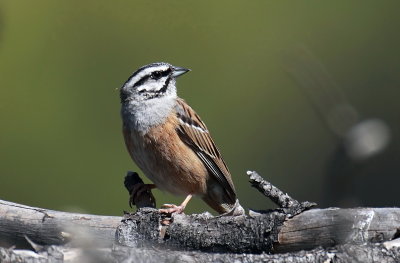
[124,124,208,197]
[132,148,189,195]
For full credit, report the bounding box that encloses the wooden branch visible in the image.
[115,207,285,253]
[277,207,400,252]
[248,170,301,208]
[114,206,400,253]
[0,199,121,248]
[248,171,316,216]
[2,238,400,263]
[1,170,399,263]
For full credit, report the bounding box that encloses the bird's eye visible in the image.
[151,71,162,80]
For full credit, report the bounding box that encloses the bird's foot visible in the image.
[159,195,192,225]
[159,204,186,225]
[159,204,185,215]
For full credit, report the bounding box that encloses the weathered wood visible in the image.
[115,206,400,253]
[249,171,305,209]
[1,240,400,263]
[248,171,316,216]
[1,170,399,261]
[1,202,400,253]
[0,200,121,248]
[116,208,286,253]
[276,207,400,252]
[0,204,400,262]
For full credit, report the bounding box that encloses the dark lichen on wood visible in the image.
[116,208,287,253]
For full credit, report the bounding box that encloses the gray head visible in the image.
[120,62,190,133]
[120,62,190,103]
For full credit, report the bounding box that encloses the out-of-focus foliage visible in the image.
[0,1,399,215]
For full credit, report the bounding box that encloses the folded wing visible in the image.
[175,99,237,203]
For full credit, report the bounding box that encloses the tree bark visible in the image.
[276,207,400,252]
[0,199,121,248]
[114,206,400,253]
[1,171,400,263]
[1,200,399,253]
[1,240,400,263]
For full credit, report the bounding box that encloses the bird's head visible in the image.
[120,62,190,103]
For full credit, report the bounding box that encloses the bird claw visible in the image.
[159,204,185,214]
[160,203,177,208]
[159,204,185,225]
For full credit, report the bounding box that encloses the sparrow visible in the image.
[120,62,244,215]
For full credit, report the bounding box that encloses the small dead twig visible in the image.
[247,170,316,216]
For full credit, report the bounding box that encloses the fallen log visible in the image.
[1,171,399,255]
[0,199,121,248]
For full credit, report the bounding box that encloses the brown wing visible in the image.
[175,98,236,203]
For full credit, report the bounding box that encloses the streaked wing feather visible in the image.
[175,99,236,202]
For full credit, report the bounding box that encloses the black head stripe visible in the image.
[127,63,166,81]
[142,75,172,100]
[122,64,153,88]
[158,75,171,94]
[132,67,172,89]
[133,75,151,88]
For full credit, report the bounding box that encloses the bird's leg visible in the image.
[129,183,156,208]
[159,194,193,214]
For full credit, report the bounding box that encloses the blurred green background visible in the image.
[1,1,399,216]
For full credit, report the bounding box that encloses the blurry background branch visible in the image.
[282,47,391,207]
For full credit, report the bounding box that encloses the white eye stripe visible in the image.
[136,76,169,93]
[126,65,170,88]
[178,118,208,133]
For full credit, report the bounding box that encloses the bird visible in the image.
[119,62,244,215]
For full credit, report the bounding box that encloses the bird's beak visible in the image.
[172,66,190,78]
